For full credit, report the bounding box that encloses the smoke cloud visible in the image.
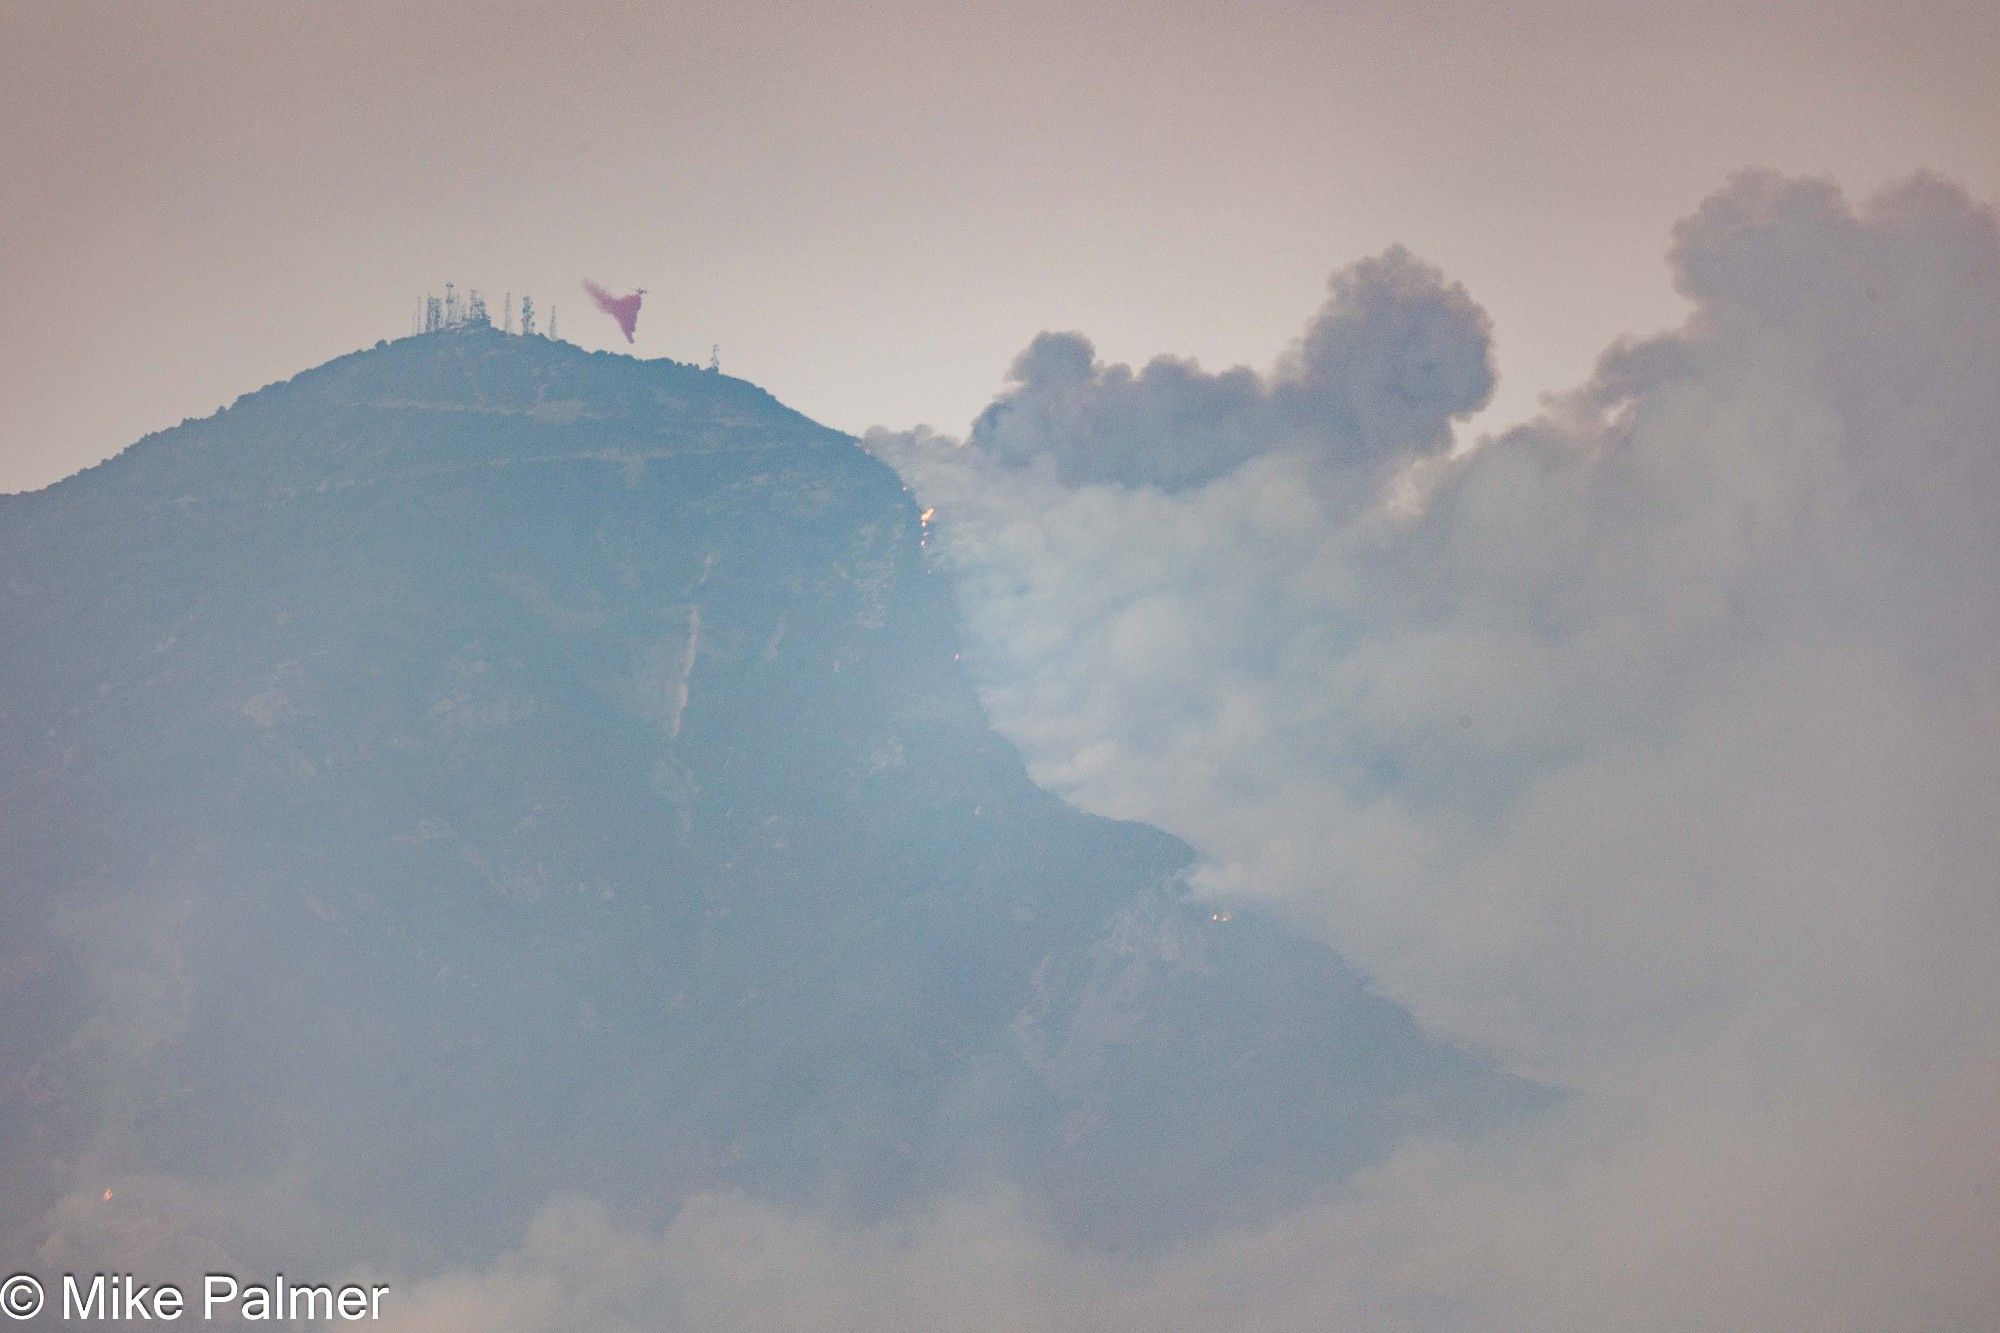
[967,246,1493,491]
[855,169,2000,1323]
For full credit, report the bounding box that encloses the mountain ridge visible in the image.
[0,329,1538,1274]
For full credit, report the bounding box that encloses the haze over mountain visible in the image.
[0,326,1535,1282]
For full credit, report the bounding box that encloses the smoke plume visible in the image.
[845,168,2000,1326]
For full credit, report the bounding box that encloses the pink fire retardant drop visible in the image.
[583,280,644,342]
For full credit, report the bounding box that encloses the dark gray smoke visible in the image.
[967,246,1492,489]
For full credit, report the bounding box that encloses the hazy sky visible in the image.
[2,0,1996,492]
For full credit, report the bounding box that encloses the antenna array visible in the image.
[412,284,547,337]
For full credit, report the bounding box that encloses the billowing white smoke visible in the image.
[390,172,2000,1329]
[874,169,2000,1092]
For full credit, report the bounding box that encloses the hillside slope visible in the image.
[0,327,1535,1271]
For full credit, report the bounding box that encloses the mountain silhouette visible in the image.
[0,326,1538,1273]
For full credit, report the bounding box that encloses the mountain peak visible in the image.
[231,327,812,442]
[0,335,1539,1270]
[18,329,848,523]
